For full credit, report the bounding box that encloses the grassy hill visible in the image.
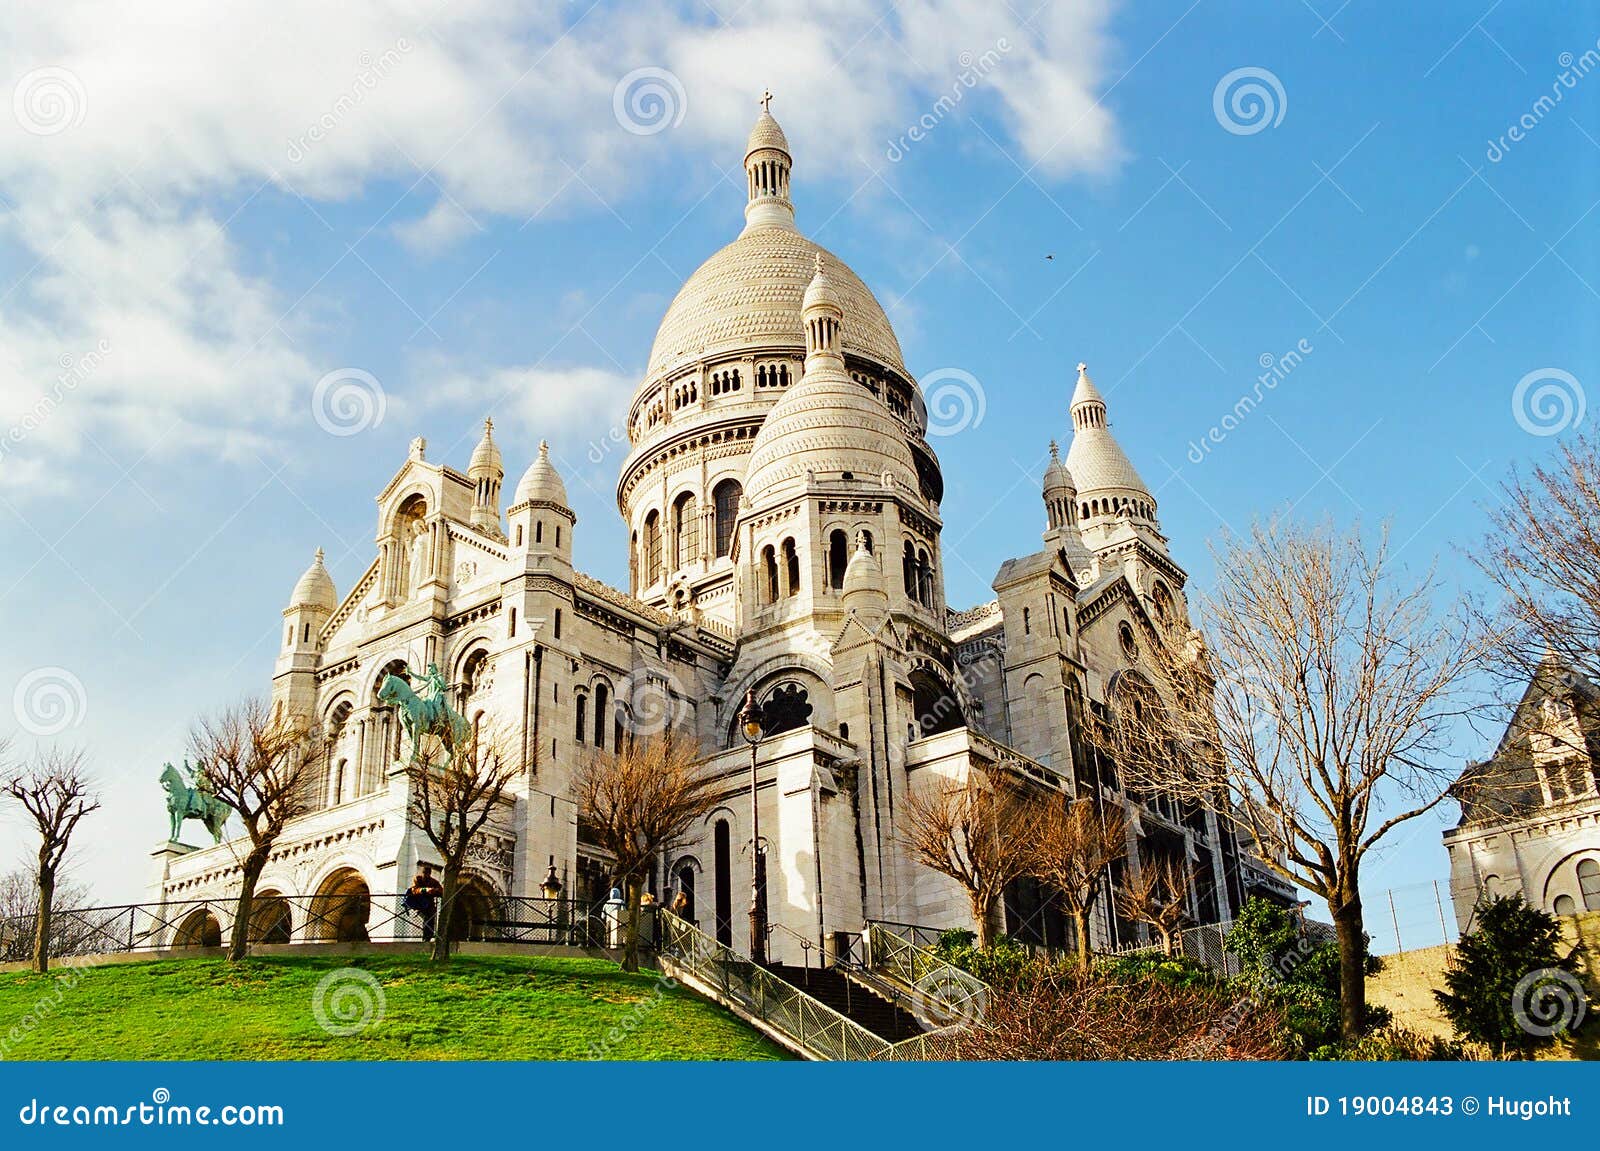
[0,953,787,1061]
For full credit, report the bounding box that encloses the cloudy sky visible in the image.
[0,1,1594,939]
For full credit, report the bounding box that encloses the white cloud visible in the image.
[0,1,1123,495]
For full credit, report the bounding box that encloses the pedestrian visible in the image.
[405,861,444,942]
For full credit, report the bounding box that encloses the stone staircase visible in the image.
[764,963,923,1041]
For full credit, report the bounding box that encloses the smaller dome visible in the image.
[513,440,570,508]
[290,548,337,612]
[1043,439,1074,494]
[468,417,502,476]
[841,536,889,612]
[746,110,790,158]
[802,253,841,314]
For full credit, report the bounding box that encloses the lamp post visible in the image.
[740,688,767,965]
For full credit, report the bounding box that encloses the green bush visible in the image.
[1096,949,1217,990]
[1433,894,1584,1059]
[1224,897,1388,1052]
[1307,1025,1476,1062]
[932,930,1033,987]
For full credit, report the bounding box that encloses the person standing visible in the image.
[406,861,444,942]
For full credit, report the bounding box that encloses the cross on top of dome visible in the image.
[760,88,773,113]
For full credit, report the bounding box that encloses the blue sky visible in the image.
[0,1,1595,929]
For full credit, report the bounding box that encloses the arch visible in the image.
[712,479,742,558]
[761,545,779,604]
[1581,858,1600,911]
[902,540,917,598]
[575,690,588,744]
[827,529,848,590]
[309,866,372,942]
[713,819,733,947]
[249,892,293,943]
[781,537,800,598]
[917,546,933,607]
[594,681,609,750]
[1151,581,1175,623]
[173,908,223,949]
[760,680,814,737]
[911,668,964,738]
[642,510,662,587]
[672,490,699,570]
[448,873,503,942]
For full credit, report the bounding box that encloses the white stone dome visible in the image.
[513,440,569,508]
[644,227,908,379]
[468,418,502,476]
[289,548,337,612]
[744,365,918,507]
[1064,364,1153,507]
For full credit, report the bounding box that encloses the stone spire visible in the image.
[743,92,795,233]
[1063,361,1157,529]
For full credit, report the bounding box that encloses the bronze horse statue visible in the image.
[378,663,470,760]
[160,761,232,844]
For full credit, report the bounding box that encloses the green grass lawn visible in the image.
[0,953,788,1061]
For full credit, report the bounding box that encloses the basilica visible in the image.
[150,104,1287,958]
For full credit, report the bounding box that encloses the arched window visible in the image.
[643,511,662,587]
[782,537,800,598]
[761,545,779,604]
[629,531,639,593]
[828,530,848,590]
[911,669,964,737]
[1554,894,1578,916]
[917,547,932,607]
[575,692,588,744]
[1152,581,1174,623]
[1580,858,1600,911]
[902,541,917,598]
[594,683,609,750]
[673,492,699,570]
[761,682,814,736]
[712,479,741,558]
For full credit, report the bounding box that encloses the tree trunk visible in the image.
[1157,925,1175,956]
[432,864,459,962]
[1332,891,1367,1043]
[227,843,270,963]
[623,876,644,972]
[33,869,54,975]
[970,892,996,951]
[1073,908,1093,969]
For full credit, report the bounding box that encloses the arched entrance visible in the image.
[911,669,964,737]
[249,892,293,943]
[173,908,222,948]
[310,868,372,942]
[447,876,501,942]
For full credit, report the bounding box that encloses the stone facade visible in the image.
[149,105,1278,959]
[1444,658,1600,930]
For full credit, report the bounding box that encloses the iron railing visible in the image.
[864,921,988,1027]
[1100,923,1243,977]
[657,913,896,1061]
[0,893,615,962]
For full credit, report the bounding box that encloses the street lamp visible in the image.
[540,856,564,900]
[740,688,767,966]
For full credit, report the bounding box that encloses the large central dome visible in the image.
[645,226,907,378]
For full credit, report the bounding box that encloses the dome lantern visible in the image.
[743,90,795,233]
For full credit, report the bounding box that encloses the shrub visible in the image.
[1096,949,1217,990]
[1307,1024,1479,1062]
[931,961,1291,1060]
[1434,894,1585,1059]
[931,930,1033,988]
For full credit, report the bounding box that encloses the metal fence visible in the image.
[864,921,988,1024]
[657,912,893,1060]
[0,893,614,962]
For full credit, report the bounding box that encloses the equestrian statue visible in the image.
[377,662,471,761]
[160,760,233,844]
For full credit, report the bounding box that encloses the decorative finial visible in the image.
[759,88,773,114]
[314,547,325,563]
[538,439,549,455]
[814,252,824,275]
[1049,439,1059,459]
[484,416,494,436]
[409,436,426,461]
[1077,361,1088,375]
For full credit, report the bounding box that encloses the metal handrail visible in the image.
[864,921,989,1028]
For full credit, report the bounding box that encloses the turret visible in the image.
[1042,439,1092,579]
[275,548,336,713]
[743,90,795,233]
[509,441,575,575]
[468,417,505,539]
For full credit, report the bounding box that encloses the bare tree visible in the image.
[0,869,94,961]
[190,698,318,963]
[3,747,100,973]
[574,736,720,972]
[405,725,520,961]
[1475,433,1600,690]
[900,769,1043,950]
[1094,518,1480,1041]
[1117,853,1192,956]
[1029,795,1126,967]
